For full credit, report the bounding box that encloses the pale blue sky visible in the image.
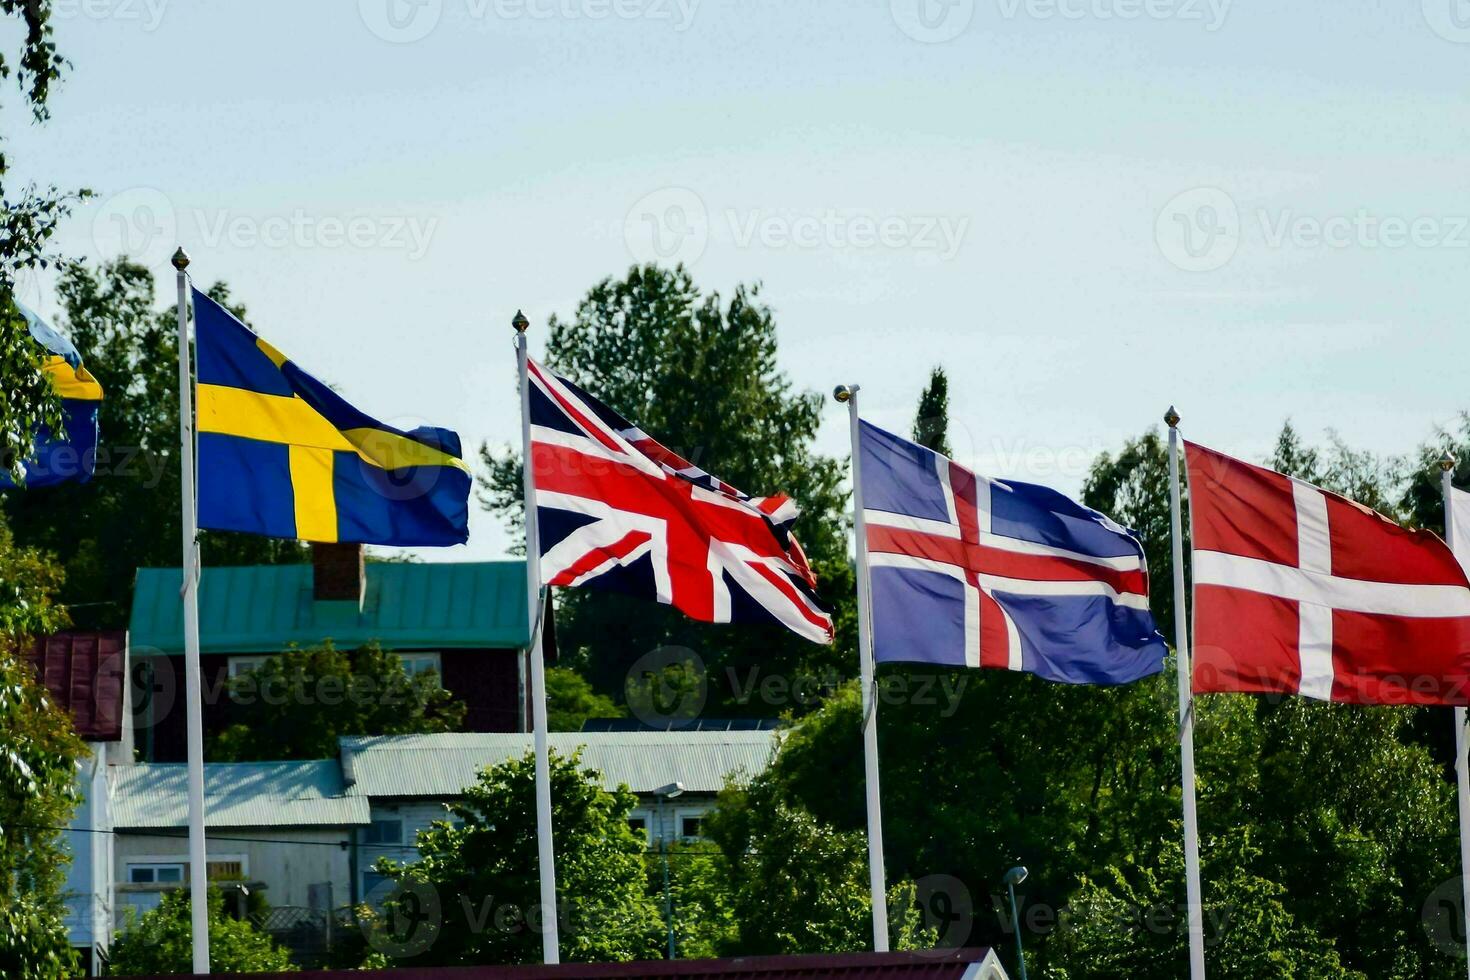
[8,0,1470,558]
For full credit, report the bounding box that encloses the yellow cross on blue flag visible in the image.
[194,288,470,546]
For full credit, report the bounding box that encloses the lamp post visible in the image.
[1004,866,1029,980]
[654,782,685,959]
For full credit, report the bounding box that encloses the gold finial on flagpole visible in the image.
[1441,452,1457,473]
[834,385,855,403]
[171,247,190,271]
[1165,406,1181,429]
[512,310,530,334]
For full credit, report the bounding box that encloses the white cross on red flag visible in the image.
[1187,441,1470,705]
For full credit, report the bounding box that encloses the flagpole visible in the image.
[1166,407,1205,979]
[1440,452,1470,978]
[172,247,210,974]
[515,311,560,964]
[835,383,890,952]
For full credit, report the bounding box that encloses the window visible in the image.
[363,818,404,846]
[680,815,705,840]
[628,816,647,835]
[128,863,183,884]
[398,652,442,685]
[227,656,269,678]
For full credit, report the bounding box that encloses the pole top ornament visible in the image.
[171,247,190,271]
[1441,452,1456,472]
[512,310,530,334]
[833,385,857,404]
[1165,406,1181,428]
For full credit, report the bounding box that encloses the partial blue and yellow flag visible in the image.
[0,301,104,488]
[194,288,470,546]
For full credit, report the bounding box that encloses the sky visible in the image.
[7,0,1470,560]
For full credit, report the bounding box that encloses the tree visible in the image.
[479,265,852,716]
[364,750,664,966]
[3,260,304,630]
[0,518,84,979]
[704,760,934,956]
[657,841,739,959]
[912,367,951,456]
[108,888,297,975]
[546,666,625,732]
[208,642,466,761]
[0,2,89,483]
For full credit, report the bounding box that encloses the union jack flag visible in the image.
[528,358,834,644]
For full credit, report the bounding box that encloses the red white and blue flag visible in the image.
[859,421,1165,684]
[528,358,834,645]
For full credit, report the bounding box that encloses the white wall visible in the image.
[114,826,355,929]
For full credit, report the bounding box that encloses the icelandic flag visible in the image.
[859,421,1166,684]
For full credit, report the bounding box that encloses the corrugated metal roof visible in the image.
[111,760,370,829]
[129,561,529,655]
[25,631,126,741]
[340,730,781,799]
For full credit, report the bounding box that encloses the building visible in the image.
[25,630,133,976]
[127,543,530,761]
[107,729,779,942]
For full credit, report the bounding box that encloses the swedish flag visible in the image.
[0,300,104,488]
[194,288,470,546]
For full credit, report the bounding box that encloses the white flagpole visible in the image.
[836,383,890,951]
[1439,452,1470,978]
[514,311,560,964]
[172,248,210,974]
[1166,407,1205,979]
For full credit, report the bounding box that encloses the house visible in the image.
[107,729,781,932]
[25,630,133,977]
[338,730,780,901]
[127,543,531,761]
[109,759,368,929]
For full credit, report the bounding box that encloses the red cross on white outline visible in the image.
[864,453,1151,671]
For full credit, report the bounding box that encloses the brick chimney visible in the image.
[312,542,365,604]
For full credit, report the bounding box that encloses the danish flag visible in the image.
[1187,441,1470,705]
[527,358,833,645]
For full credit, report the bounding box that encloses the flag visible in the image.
[193,288,469,546]
[859,421,1166,683]
[1187,441,1470,704]
[1452,485,1470,570]
[527,357,833,644]
[0,301,103,488]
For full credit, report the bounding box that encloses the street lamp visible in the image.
[1004,866,1029,980]
[654,782,685,959]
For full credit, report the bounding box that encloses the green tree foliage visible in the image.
[698,422,1466,977]
[3,260,303,630]
[546,665,625,731]
[364,750,664,966]
[704,763,933,956]
[912,367,951,456]
[0,518,84,979]
[654,841,740,959]
[208,642,466,761]
[479,265,852,715]
[108,888,297,975]
[0,2,89,482]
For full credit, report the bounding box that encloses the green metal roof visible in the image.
[130,561,529,655]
